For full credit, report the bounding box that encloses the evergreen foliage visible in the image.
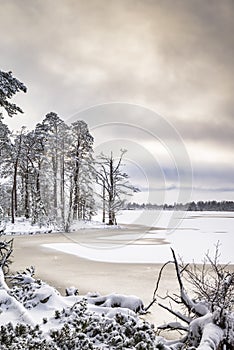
[0,70,27,118]
[127,200,234,212]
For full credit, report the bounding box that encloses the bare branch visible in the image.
[158,302,191,324]
[145,260,173,312]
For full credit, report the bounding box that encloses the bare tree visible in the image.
[145,244,234,349]
[95,149,139,225]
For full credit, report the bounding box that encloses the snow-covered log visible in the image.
[196,323,224,350]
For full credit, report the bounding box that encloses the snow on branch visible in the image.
[87,293,145,313]
[0,238,13,274]
[8,266,36,285]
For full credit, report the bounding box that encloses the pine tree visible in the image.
[70,120,94,222]
[0,70,26,118]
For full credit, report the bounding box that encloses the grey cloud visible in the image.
[140,185,234,194]
[1,0,233,201]
[174,117,234,147]
[1,0,233,129]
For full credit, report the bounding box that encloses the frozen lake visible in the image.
[44,210,234,264]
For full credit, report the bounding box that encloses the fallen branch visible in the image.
[150,245,234,349]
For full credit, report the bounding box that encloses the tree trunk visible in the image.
[52,156,58,215]
[60,149,65,221]
[108,153,114,225]
[108,203,114,225]
[11,162,18,224]
[24,167,30,219]
[65,176,74,232]
[73,142,80,220]
[11,131,23,223]
[11,188,15,224]
[32,162,45,224]
[82,200,86,220]
[102,180,106,223]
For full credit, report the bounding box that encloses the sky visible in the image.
[0,0,234,204]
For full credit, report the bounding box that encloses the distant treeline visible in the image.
[126,200,234,212]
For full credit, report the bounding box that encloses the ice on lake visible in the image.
[44,210,234,264]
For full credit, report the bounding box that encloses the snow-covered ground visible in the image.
[44,210,234,264]
[1,217,54,235]
[0,217,120,236]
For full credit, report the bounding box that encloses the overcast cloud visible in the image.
[0,0,233,203]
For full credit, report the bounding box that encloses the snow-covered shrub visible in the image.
[0,300,158,349]
[0,267,161,349]
[48,302,156,349]
[0,323,54,350]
